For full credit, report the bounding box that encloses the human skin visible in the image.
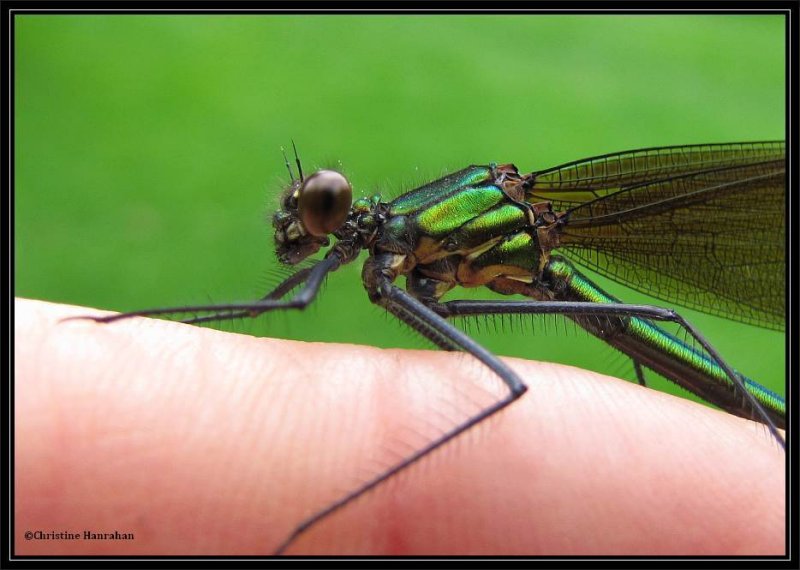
[15,298,785,555]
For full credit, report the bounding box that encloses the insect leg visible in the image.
[633,360,647,387]
[432,299,785,448]
[273,273,527,554]
[62,255,341,326]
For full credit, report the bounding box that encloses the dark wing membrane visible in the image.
[528,141,785,211]
[553,160,785,330]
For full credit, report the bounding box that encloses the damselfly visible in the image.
[73,140,786,553]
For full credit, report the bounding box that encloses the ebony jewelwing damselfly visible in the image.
[71,140,786,554]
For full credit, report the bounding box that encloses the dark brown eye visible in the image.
[297,170,352,237]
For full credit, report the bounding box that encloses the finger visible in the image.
[15,298,784,555]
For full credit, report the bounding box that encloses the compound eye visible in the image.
[298,170,352,237]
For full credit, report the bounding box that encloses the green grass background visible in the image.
[16,15,786,404]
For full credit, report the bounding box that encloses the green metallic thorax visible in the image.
[379,165,547,299]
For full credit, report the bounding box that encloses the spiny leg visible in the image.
[62,256,340,326]
[431,299,785,449]
[273,278,528,555]
[179,265,315,325]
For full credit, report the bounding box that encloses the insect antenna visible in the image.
[291,139,304,181]
[280,145,295,182]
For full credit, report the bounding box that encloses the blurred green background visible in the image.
[16,15,786,403]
